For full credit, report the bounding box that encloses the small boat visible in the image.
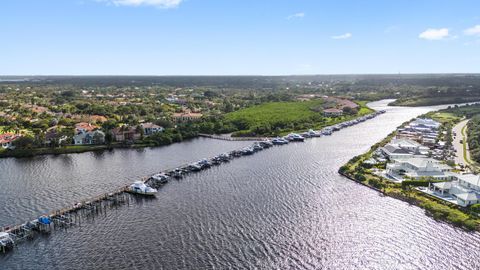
[230,150,243,157]
[252,143,264,151]
[187,163,202,171]
[322,128,333,135]
[307,129,322,137]
[197,159,212,169]
[218,153,231,161]
[259,140,274,148]
[285,133,305,142]
[171,168,184,178]
[210,157,223,165]
[127,181,157,196]
[272,137,289,145]
[241,147,255,155]
[151,173,169,184]
[0,232,14,251]
[300,131,312,138]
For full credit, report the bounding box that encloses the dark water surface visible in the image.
[1,100,479,270]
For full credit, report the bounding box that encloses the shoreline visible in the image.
[0,105,379,159]
[338,115,480,232]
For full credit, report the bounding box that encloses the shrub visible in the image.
[354,173,366,182]
[369,178,384,189]
[471,204,480,214]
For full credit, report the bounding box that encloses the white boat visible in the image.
[151,173,169,184]
[127,181,158,196]
[286,133,305,142]
[307,129,322,137]
[0,232,14,251]
[272,137,289,145]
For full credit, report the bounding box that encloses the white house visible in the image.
[410,118,441,130]
[381,144,414,160]
[428,174,480,206]
[390,138,430,155]
[73,130,105,145]
[140,123,164,136]
[386,157,454,181]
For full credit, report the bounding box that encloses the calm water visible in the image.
[1,100,480,270]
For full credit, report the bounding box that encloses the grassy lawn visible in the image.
[430,112,461,124]
[225,100,325,128]
[225,99,373,136]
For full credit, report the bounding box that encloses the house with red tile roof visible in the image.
[0,133,22,149]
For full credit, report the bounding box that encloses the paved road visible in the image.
[452,119,470,167]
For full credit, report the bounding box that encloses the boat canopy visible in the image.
[0,232,10,240]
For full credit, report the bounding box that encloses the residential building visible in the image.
[323,108,343,117]
[73,130,105,145]
[141,123,164,136]
[381,144,414,160]
[386,157,454,181]
[172,111,203,122]
[428,174,480,206]
[0,133,21,149]
[75,122,99,133]
[111,126,142,142]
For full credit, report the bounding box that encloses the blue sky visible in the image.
[1,0,480,75]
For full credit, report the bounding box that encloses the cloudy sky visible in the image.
[1,0,480,75]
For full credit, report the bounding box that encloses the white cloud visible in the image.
[287,13,305,20]
[99,0,182,8]
[464,25,480,36]
[331,33,352,40]
[418,28,449,40]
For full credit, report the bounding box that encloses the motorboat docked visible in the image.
[307,129,322,137]
[272,137,289,145]
[166,168,184,179]
[151,173,169,184]
[285,133,305,142]
[187,163,203,172]
[197,159,212,169]
[127,181,158,196]
[218,153,232,161]
[252,143,264,151]
[240,147,255,155]
[0,232,14,251]
[259,140,274,148]
[321,128,333,135]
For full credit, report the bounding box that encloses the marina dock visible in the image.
[0,110,385,253]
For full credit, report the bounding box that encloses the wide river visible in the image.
[1,100,479,269]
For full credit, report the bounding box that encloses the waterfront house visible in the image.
[381,144,414,160]
[111,126,142,142]
[140,123,164,136]
[381,138,430,160]
[323,108,343,117]
[428,174,480,206]
[73,130,105,145]
[45,126,68,146]
[391,138,430,154]
[75,122,99,133]
[410,118,441,130]
[386,157,454,181]
[172,111,203,122]
[0,133,21,149]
